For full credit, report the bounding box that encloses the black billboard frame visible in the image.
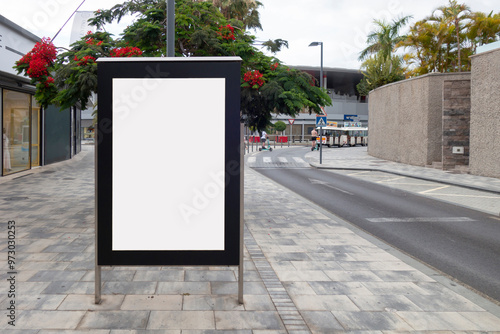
[95,57,243,304]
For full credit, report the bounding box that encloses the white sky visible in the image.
[2,0,499,69]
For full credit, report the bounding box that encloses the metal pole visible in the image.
[94,137,101,304]
[167,0,175,57]
[238,123,244,304]
[320,42,323,89]
[319,126,323,164]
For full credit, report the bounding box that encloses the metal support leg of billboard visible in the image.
[95,142,102,305]
[238,123,245,304]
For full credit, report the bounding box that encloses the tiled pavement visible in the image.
[0,145,500,332]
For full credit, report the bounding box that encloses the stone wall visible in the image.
[442,80,471,170]
[470,48,500,178]
[368,72,471,166]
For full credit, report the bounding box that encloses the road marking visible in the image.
[366,217,476,223]
[247,157,256,164]
[425,193,500,199]
[263,157,272,163]
[377,176,406,183]
[278,157,288,163]
[309,178,354,195]
[292,157,309,167]
[347,171,371,176]
[419,185,450,194]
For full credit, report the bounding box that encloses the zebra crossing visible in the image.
[246,155,310,168]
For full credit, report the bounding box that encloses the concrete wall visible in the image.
[470,48,500,178]
[368,72,471,166]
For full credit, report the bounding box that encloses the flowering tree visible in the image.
[15,0,330,130]
[14,31,143,110]
[14,38,58,107]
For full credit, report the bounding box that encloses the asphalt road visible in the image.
[250,147,500,303]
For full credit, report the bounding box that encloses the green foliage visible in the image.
[357,54,405,96]
[17,0,330,131]
[272,120,287,133]
[397,0,500,75]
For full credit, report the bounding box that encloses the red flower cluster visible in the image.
[270,62,278,71]
[217,24,235,41]
[17,37,57,79]
[244,70,264,89]
[85,31,103,46]
[44,76,55,88]
[110,46,143,57]
[74,55,96,66]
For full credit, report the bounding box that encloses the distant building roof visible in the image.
[292,65,364,96]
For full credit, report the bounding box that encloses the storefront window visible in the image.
[31,97,40,167]
[2,90,31,175]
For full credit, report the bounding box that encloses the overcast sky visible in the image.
[2,0,499,70]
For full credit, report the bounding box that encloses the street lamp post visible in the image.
[309,41,324,164]
[308,41,323,89]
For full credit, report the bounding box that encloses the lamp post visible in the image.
[167,0,175,57]
[309,41,324,164]
[308,41,323,89]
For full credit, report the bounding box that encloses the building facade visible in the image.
[269,66,368,140]
[1,15,80,177]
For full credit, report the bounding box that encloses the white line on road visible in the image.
[425,193,500,199]
[309,178,354,195]
[377,176,406,183]
[419,185,450,194]
[366,217,476,223]
[263,157,272,163]
[278,157,288,163]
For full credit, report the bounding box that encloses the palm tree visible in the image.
[209,0,263,30]
[429,0,471,71]
[467,11,500,52]
[358,15,412,61]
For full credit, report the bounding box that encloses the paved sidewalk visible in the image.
[306,146,500,194]
[0,145,500,332]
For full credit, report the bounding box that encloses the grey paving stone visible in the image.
[185,270,237,282]
[79,310,150,330]
[102,281,157,295]
[132,269,184,282]
[348,295,423,312]
[42,281,95,294]
[211,281,267,295]
[156,281,211,295]
[28,269,87,282]
[59,294,125,311]
[396,311,483,331]
[6,310,86,330]
[40,330,110,334]
[181,331,251,334]
[332,310,414,331]
[120,295,182,310]
[110,330,179,334]
[17,294,66,310]
[214,311,284,330]
[405,293,485,312]
[308,281,373,295]
[291,295,360,311]
[147,311,215,329]
[183,295,245,311]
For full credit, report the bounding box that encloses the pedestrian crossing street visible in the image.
[246,156,309,168]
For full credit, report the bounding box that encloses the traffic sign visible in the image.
[288,119,295,125]
[316,115,327,127]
